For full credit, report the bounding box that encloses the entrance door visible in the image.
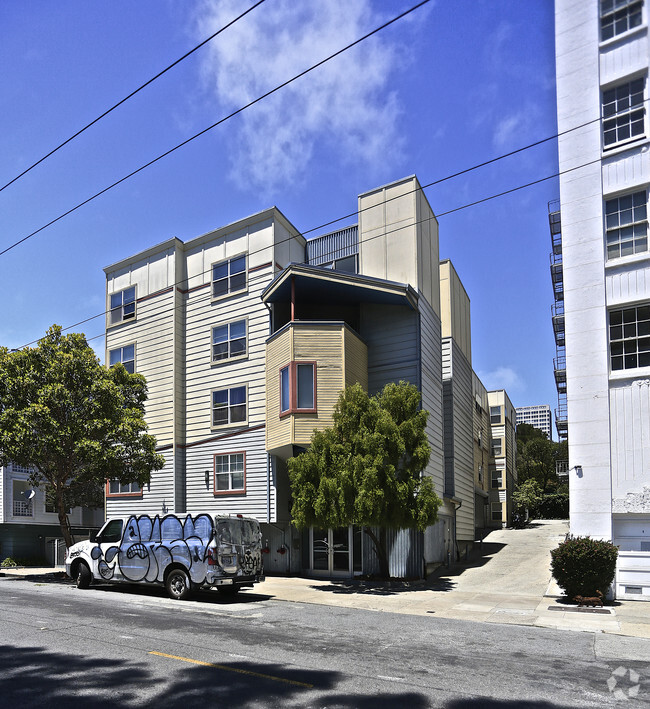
[310,527,352,576]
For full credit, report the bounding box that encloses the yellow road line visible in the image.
[148,651,313,688]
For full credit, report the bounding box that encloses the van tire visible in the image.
[76,562,92,589]
[166,568,191,600]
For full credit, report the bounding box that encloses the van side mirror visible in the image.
[89,531,99,543]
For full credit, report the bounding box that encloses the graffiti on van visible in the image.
[91,513,218,585]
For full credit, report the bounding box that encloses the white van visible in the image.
[65,512,264,600]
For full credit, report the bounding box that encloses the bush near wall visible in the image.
[537,492,569,519]
[550,536,618,599]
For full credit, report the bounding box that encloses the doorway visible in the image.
[310,527,353,576]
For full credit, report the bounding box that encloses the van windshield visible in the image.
[216,518,259,546]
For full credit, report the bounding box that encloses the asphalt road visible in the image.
[1,574,649,708]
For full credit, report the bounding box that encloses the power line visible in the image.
[0,0,268,195]
[18,152,602,351]
[0,0,433,259]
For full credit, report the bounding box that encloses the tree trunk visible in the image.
[363,527,390,579]
[56,485,74,549]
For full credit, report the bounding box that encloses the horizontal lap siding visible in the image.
[361,304,419,395]
[419,299,445,496]
[266,329,292,451]
[293,326,344,443]
[344,327,368,390]
[185,427,269,521]
[184,270,271,445]
[107,448,176,517]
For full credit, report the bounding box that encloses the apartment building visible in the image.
[555,0,650,599]
[104,176,453,578]
[515,405,553,440]
[472,373,491,529]
[487,390,517,528]
[0,463,101,565]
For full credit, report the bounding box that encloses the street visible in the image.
[1,574,648,707]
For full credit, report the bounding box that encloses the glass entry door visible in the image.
[310,527,352,576]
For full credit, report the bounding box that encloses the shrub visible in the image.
[550,535,618,599]
[0,557,19,568]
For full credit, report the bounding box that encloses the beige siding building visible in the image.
[487,390,517,528]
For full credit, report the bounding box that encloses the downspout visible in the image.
[267,453,271,524]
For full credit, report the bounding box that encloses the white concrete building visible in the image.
[556,0,650,599]
[515,405,553,440]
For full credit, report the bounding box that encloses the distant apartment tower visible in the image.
[515,405,553,440]
[555,0,650,599]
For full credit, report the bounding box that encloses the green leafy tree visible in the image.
[0,326,165,548]
[516,423,567,493]
[512,479,543,515]
[288,381,442,578]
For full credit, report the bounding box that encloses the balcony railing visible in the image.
[13,500,33,517]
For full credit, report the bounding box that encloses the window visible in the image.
[491,438,502,457]
[110,286,136,325]
[10,462,31,474]
[489,406,501,424]
[602,78,645,148]
[214,452,245,494]
[491,503,502,522]
[12,480,33,517]
[109,344,135,373]
[600,0,643,41]
[605,190,648,259]
[609,304,650,370]
[107,480,142,496]
[212,320,247,362]
[212,255,247,299]
[279,362,316,415]
[100,519,124,543]
[491,467,502,489]
[212,386,247,427]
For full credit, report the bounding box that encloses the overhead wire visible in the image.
[0,0,268,195]
[0,0,433,258]
[17,150,603,351]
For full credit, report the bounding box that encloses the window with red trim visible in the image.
[106,479,142,497]
[279,362,316,415]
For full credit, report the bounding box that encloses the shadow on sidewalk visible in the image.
[426,541,507,591]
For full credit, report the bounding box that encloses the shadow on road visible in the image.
[0,643,430,708]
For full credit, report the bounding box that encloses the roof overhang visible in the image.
[261,264,419,310]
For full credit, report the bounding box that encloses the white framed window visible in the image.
[489,406,501,424]
[109,286,136,326]
[213,452,246,494]
[490,466,502,489]
[609,304,650,370]
[602,78,645,149]
[12,480,33,517]
[279,362,316,415]
[212,386,247,427]
[212,255,247,299]
[10,462,31,474]
[600,0,643,41]
[212,319,247,363]
[605,190,648,259]
[491,438,503,457]
[109,344,135,373]
[107,480,142,497]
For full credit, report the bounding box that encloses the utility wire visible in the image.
[0,0,433,258]
[18,153,602,351]
[0,0,268,195]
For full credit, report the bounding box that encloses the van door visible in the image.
[92,519,124,581]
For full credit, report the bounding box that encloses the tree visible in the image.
[512,479,543,515]
[0,325,165,548]
[516,423,567,493]
[288,381,442,578]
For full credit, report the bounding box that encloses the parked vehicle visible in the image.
[65,512,264,600]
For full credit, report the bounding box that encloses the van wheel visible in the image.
[166,568,191,600]
[217,585,239,598]
[76,562,92,589]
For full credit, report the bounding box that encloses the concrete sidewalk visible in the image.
[2,520,649,639]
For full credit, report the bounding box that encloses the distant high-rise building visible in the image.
[515,405,553,440]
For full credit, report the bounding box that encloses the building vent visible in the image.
[625,586,643,595]
[641,542,650,552]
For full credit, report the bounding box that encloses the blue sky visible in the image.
[0,1,559,423]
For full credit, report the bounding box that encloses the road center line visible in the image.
[148,651,314,688]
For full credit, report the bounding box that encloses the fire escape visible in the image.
[549,200,568,443]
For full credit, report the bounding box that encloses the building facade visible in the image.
[556,0,650,599]
[0,463,101,565]
[487,390,517,528]
[515,405,553,440]
[104,176,455,578]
